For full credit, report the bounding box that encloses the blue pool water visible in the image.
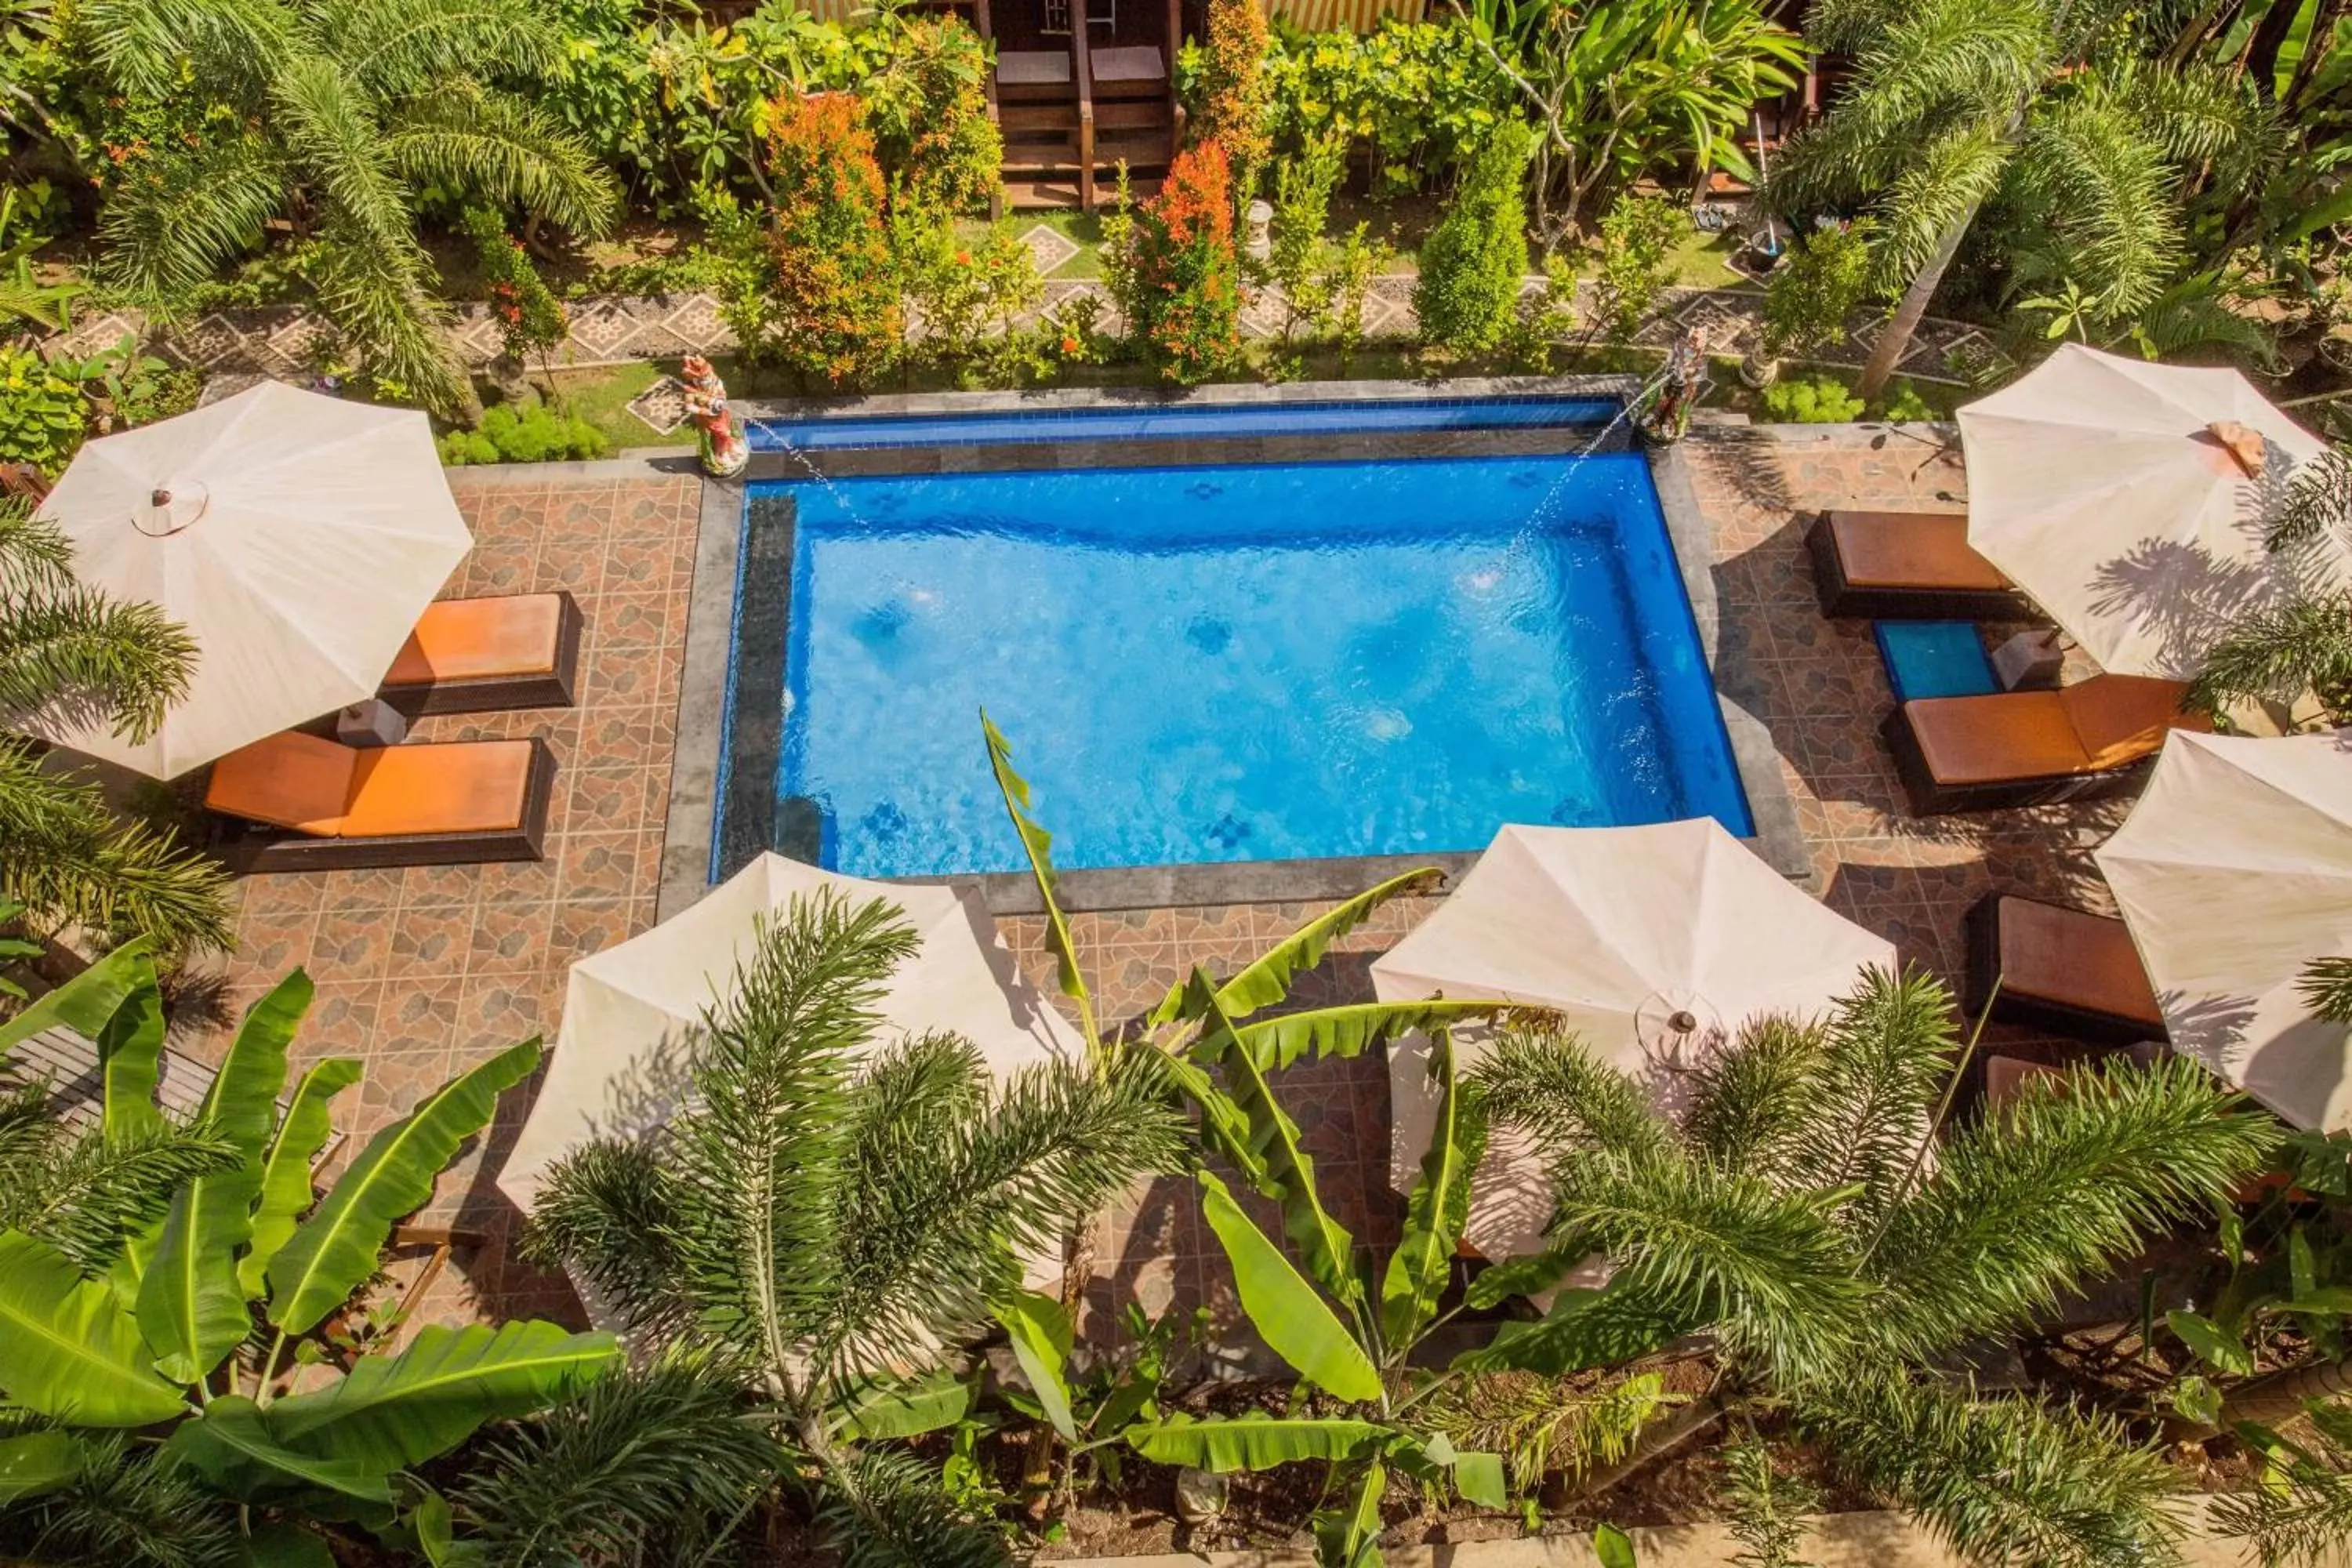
[744,452,1751,878]
[750,394,1622,451]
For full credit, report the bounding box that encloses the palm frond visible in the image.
[1779,966,1954,1225]
[2299,956,2352,1027]
[93,132,287,303]
[526,1138,693,1335]
[383,83,619,236]
[1684,1015,1826,1180]
[2265,447,2352,553]
[325,0,564,96]
[1415,1369,1675,1493]
[0,741,235,954]
[77,0,291,104]
[2183,587,2352,724]
[820,1043,1182,1380]
[815,1446,1010,1568]
[299,215,468,417]
[10,1119,241,1275]
[0,586,196,744]
[1867,1054,2276,1359]
[2009,95,2183,318]
[1468,1020,1674,1170]
[2211,1399,2352,1568]
[1796,1376,2182,1568]
[1722,1428,1822,1568]
[270,53,419,252]
[454,1348,785,1568]
[20,1436,242,1568]
[1873,119,2019,289]
[0,499,73,603]
[2123,270,2278,371]
[1549,1147,1870,1385]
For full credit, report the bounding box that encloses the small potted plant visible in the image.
[1744,218,1876,388]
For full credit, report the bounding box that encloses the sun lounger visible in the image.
[1963,893,2167,1045]
[1807,510,2033,620]
[1880,674,2206,815]
[378,591,583,717]
[204,729,555,872]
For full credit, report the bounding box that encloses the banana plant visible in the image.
[0,956,618,1557]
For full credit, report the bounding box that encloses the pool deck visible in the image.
[198,415,2121,1332]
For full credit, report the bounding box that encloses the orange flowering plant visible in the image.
[1104,144,1242,384]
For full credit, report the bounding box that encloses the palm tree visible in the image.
[527,890,1189,1566]
[80,0,619,419]
[1469,968,2278,1566]
[2184,443,2352,727]
[1767,0,2276,398]
[0,499,230,957]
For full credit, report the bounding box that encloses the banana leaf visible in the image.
[162,1395,391,1503]
[833,1367,975,1440]
[1452,1448,1508,1508]
[992,1290,1076,1441]
[240,1058,361,1301]
[0,1432,81,1504]
[1465,1243,1582,1310]
[1378,1028,1486,1348]
[1149,867,1443,1025]
[1187,972,1359,1305]
[981,712,1097,1050]
[1312,1459,1388,1568]
[140,971,314,1383]
[1124,1410,1388,1472]
[0,941,154,1058]
[265,1321,618,1472]
[267,1040,538,1335]
[0,1230,187,1426]
[1232,999,1510,1073]
[239,1523,338,1567]
[1196,1171,1380,1403]
[97,969,167,1139]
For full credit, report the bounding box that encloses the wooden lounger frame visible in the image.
[1806,512,2034,621]
[1962,893,2165,1046]
[207,737,557,873]
[1878,706,2160,816]
[379,590,584,718]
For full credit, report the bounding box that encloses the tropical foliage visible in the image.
[0,499,228,957]
[1104,144,1245,384]
[2186,441,2352,728]
[1199,0,1276,183]
[0,953,607,1563]
[1414,120,1534,355]
[1466,971,2277,1566]
[78,0,620,418]
[527,889,1187,1566]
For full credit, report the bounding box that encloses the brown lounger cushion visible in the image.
[1983,1054,2065,1108]
[1905,676,2204,786]
[1988,896,2164,1027]
[383,594,566,688]
[206,731,535,840]
[1827,511,2012,592]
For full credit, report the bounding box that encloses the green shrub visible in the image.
[439,401,609,465]
[1592,191,1682,341]
[1761,372,1866,423]
[751,90,903,386]
[862,13,1004,214]
[1875,383,1940,422]
[462,206,571,372]
[1255,22,1509,198]
[0,345,93,475]
[1759,220,1875,360]
[1414,120,1533,356]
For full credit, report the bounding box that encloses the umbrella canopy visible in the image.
[1371,820,1893,1261]
[34,383,471,778]
[498,852,1086,1214]
[1958,343,2334,681]
[2095,728,2352,1131]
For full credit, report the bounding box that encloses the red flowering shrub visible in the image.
[460,207,568,373]
[754,92,902,386]
[1105,143,1241,384]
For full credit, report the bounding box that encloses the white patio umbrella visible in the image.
[498,852,1086,1214]
[1958,343,2334,681]
[32,382,471,778]
[1371,820,1893,1261]
[2095,728,2352,1131]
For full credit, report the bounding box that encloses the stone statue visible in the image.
[680,354,749,477]
[1638,326,1710,447]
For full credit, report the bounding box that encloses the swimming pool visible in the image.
[749,394,1624,451]
[724,448,1751,880]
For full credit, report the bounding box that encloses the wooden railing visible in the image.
[1071,17,1096,210]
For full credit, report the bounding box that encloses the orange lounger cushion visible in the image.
[205,731,535,840]
[383,594,566,688]
[1827,511,2013,592]
[1905,676,2205,786]
[1987,897,2164,1027]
